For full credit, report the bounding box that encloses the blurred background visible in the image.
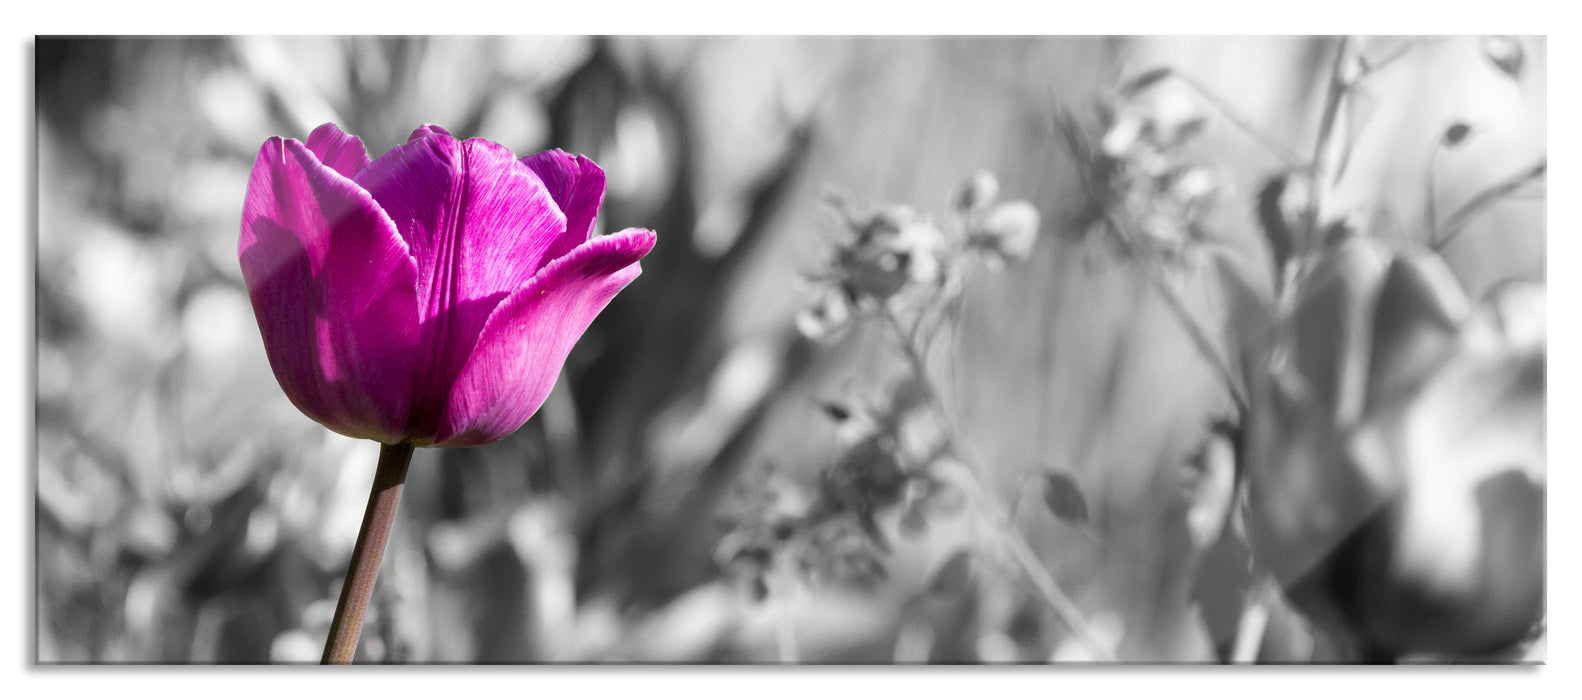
[34,36,1545,663]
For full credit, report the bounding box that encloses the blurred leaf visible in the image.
[923,477,967,517]
[1184,428,1238,551]
[1188,519,1255,655]
[899,504,929,538]
[1481,36,1525,81]
[1364,255,1468,411]
[1041,468,1090,526]
[1254,174,1298,288]
[889,375,930,415]
[927,549,973,597]
[1119,66,1173,96]
[1211,250,1273,394]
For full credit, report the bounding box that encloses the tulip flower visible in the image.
[1242,236,1544,661]
[238,123,654,663]
[241,122,654,448]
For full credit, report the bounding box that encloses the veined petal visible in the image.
[239,137,420,443]
[408,124,452,142]
[432,228,656,447]
[305,123,372,179]
[354,132,568,438]
[522,149,607,261]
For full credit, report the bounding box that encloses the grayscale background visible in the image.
[34,36,1546,663]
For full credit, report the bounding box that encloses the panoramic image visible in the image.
[33,34,1546,665]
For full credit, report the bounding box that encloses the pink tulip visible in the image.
[240,123,654,447]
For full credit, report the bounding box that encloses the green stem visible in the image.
[321,442,415,664]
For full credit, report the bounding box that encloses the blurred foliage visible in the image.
[35,35,1544,663]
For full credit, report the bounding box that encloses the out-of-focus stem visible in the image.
[1434,159,1546,252]
[322,441,415,664]
[1169,73,1306,170]
[1101,212,1249,416]
[879,310,1116,662]
[1306,36,1353,236]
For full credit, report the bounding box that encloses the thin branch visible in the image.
[1356,36,1450,80]
[878,310,1117,662]
[1433,159,1547,251]
[1170,73,1308,170]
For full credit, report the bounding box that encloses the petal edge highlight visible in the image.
[239,137,421,443]
[432,228,656,446]
[522,149,608,262]
[305,123,373,179]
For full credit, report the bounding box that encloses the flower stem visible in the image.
[879,310,1116,662]
[321,441,415,664]
[1100,211,1249,417]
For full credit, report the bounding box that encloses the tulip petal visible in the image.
[305,122,372,179]
[239,137,420,443]
[354,132,569,438]
[433,228,656,447]
[522,149,607,259]
[408,124,452,142]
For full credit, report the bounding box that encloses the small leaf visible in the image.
[1254,175,1294,285]
[1443,122,1472,148]
[899,504,928,538]
[923,477,967,516]
[818,400,852,423]
[1041,468,1090,525]
[1120,66,1173,96]
[1482,35,1525,81]
[1188,519,1255,654]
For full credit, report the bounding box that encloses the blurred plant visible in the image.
[238,121,654,662]
[1056,81,1249,416]
[718,173,1117,662]
[35,35,1547,666]
[1241,238,1545,661]
[796,171,1039,342]
[1067,36,1548,663]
